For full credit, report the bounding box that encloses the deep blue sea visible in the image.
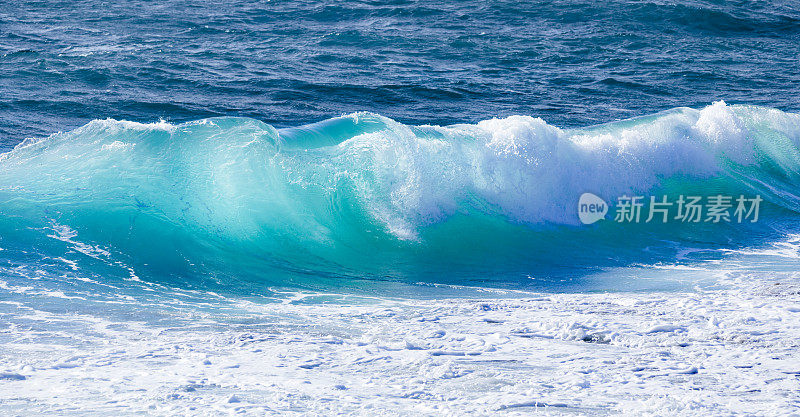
[2,0,800,294]
[2,0,799,147]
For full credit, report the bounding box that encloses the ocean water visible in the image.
[4,103,800,296]
[2,0,799,147]
[2,1,800,415]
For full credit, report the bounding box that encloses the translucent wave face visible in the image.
[1,102,800,290]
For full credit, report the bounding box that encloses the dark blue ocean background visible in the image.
[1,0,799,149]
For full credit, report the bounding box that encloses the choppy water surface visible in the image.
[1,0,799,148]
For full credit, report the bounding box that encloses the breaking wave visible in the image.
[2,102,800,290]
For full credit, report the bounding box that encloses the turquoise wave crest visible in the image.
[2,102,800,290]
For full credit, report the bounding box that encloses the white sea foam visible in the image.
[0,269,798,416]
[322,102,800,233]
